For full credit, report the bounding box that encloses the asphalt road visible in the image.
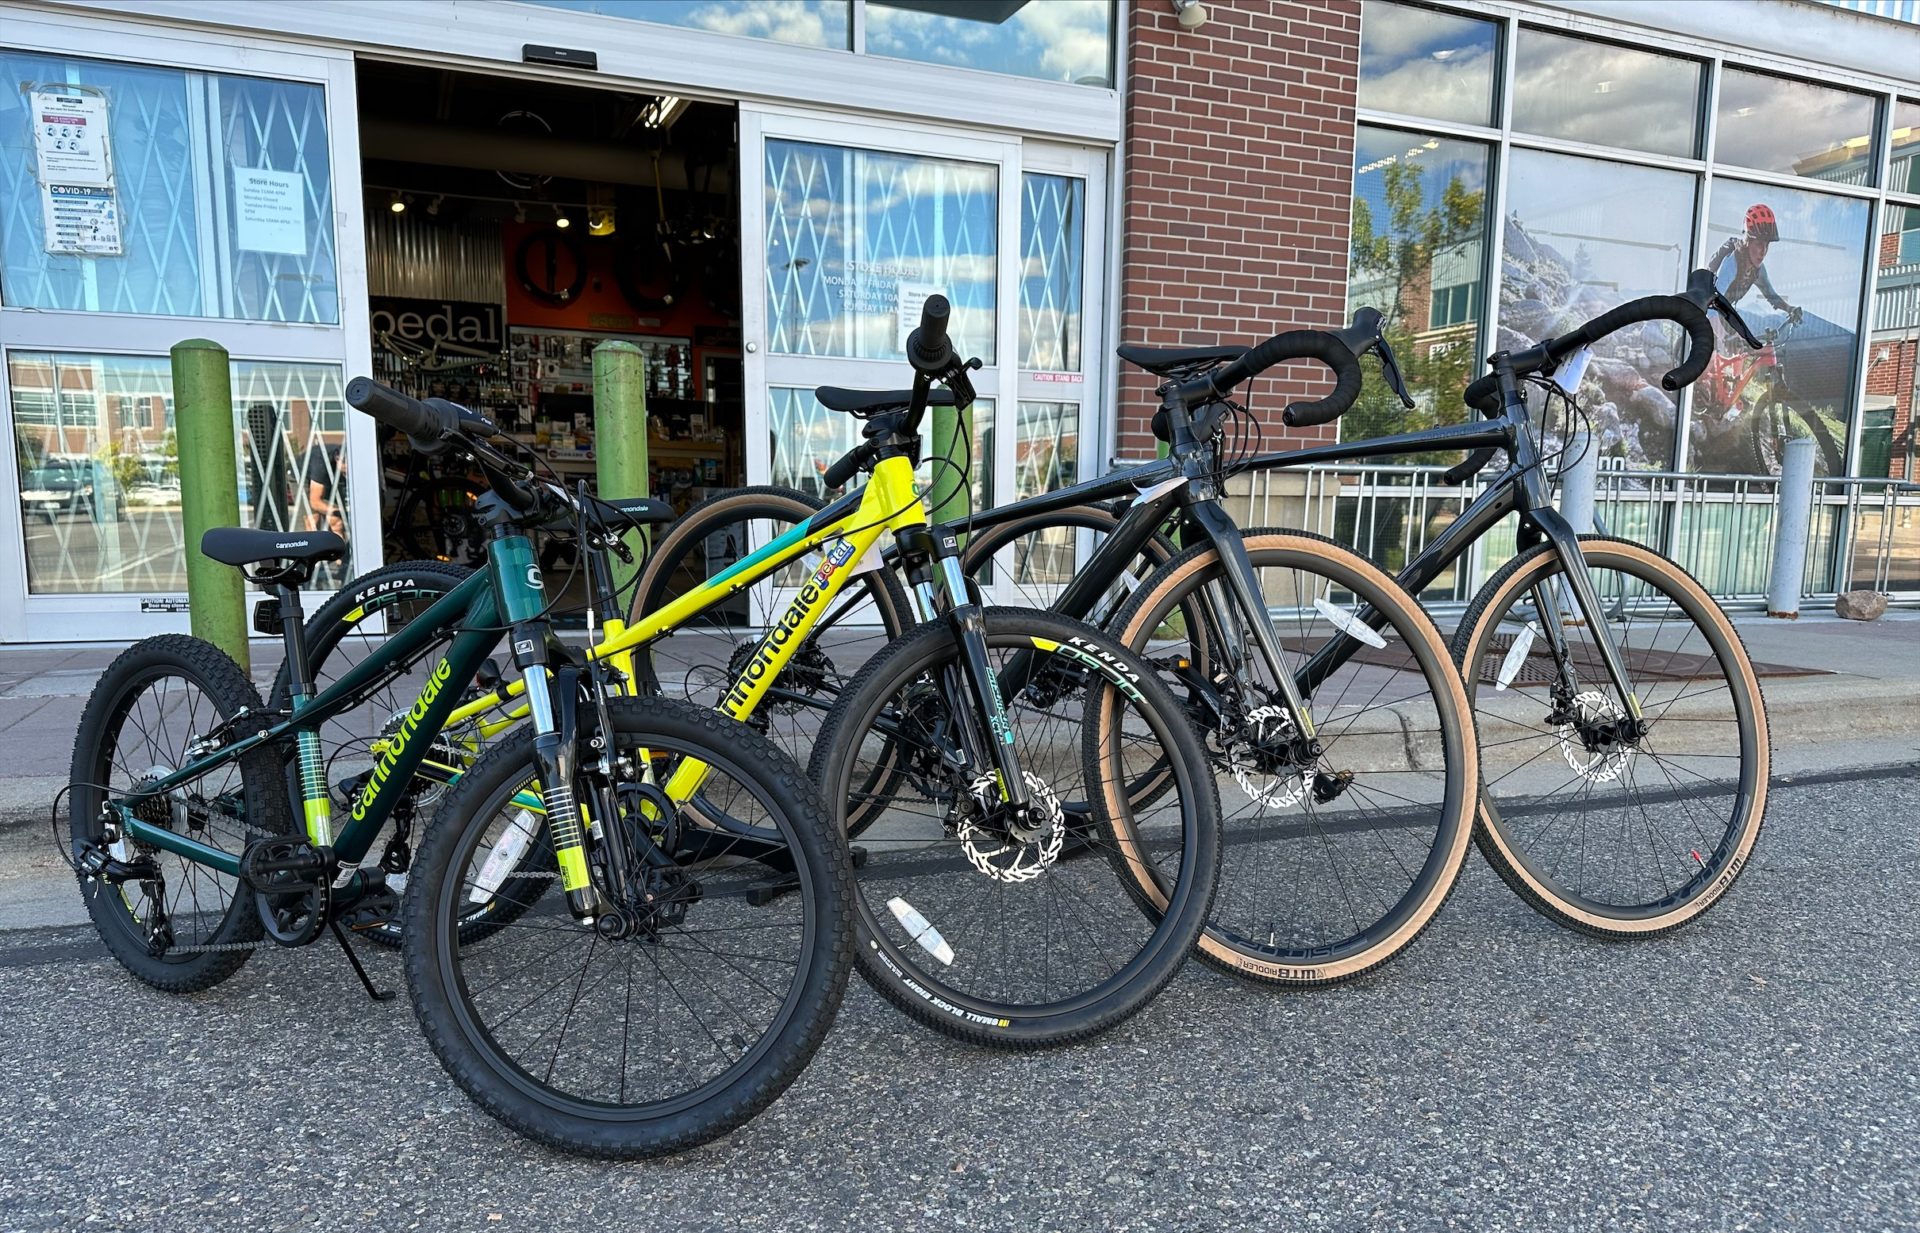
[1,765,1915,1232]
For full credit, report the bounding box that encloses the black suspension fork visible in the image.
[912,525,1036,816]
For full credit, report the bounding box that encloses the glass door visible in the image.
[738,106,1018,625]
[738,108,1106,622]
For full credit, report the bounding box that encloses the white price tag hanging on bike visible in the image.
[1552,346,1594,398]
[470,808,539,903]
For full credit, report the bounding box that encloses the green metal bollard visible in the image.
[171,339,248,673]
[928,400,975,536]
[593,341,650,597]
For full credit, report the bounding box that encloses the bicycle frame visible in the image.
[435,450,945,802]
[110,536,540,878]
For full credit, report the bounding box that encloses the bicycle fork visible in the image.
[1523,506,1644,726]
[904,526,1038,828]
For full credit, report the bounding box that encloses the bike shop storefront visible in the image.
[0,0,1120,642]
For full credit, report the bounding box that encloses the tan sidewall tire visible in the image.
[1112,530,1479,986]
[1457,537,1769,937]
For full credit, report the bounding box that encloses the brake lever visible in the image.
[1711,290,1763,350]
[1373,331,1416,409]
[943,356,983,406]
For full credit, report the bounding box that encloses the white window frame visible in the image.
[0,5,371,642]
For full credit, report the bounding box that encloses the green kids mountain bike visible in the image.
[67,388,854,1158]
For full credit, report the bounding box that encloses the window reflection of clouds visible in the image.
[865,1,1113,87]
[1892,100,1920,193]
[1358,1,1498,125]
[764,140,997,362]
[1512,29,1700,157]
[1716,69,1877,183]
[1502,150,1696,469]
[517,1,851,49]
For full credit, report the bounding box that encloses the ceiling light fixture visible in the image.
[553,205,571,229]
[512,201,527,223]
[388,192,406,214]
[426,195,443,216]
[640,94,691,130]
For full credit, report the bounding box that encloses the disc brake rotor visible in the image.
[957,772,1065,883]
[1229,705,1311,809]
[1559,690,1634,783]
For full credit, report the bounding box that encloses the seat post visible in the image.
[275,581,315,702]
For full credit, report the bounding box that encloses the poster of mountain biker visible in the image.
[1688,187,1871,478]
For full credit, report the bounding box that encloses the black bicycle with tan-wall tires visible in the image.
[649,312,1484,990]
[953,271,1772,941]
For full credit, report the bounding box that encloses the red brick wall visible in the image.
[1117,0,1362,457]
[1864,334,1916,481]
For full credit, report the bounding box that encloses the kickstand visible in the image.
[331,921,396,1002]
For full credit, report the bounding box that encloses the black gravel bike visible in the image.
[953,269,1773,940]
[637,313,1484,990]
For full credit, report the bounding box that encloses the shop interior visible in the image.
[354,61,744,572]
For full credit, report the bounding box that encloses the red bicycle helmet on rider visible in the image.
[1745,203,1779,243]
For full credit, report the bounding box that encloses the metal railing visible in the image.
[1212,460,1920,610]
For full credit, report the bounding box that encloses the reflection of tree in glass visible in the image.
[1348,160,1484,464]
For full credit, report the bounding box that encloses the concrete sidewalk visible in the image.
[2,610,1917,826]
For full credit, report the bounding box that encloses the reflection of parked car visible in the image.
[20,456,123,523]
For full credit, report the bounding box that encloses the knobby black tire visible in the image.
[1108,529,1478,987]
[401,696,853,1159]
[1451,535,1768,938]
[809,607,1221,1049]
[69,635,291,992]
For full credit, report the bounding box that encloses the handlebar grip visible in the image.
[906,294,953,375]
[822,443,872,490]
[1185,329,1363,427]
[1462,372,1500,414]
[345,377,456,442]
[1556,294,1713,391]
[1443,446,1500,486]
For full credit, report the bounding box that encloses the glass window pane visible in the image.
[0,52,204,315]
[1715,68,1877,185]
[1691,181,1871,478]
[764,139,997,363]
[1512,29,1701,157]
[1347,127,1491,448]
[866,1,1113,87]
[1500,149,1697,470]
[8,352,350,594]
[769,386,990,507]
[1358,1,1498,126]
[215,75,339,325]
[1019,173,1084,372]
[512,1,851,49]
[1893,99,1920,196]
[1015,400,1077,498]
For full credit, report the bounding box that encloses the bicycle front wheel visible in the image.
[1452,535,1768,937]
[1110,530,1477,987]
[403,697,853,1158]
[810,607,1220,1049]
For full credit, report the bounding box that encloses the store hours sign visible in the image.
[31,87,123,257]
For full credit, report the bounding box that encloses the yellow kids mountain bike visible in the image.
[277,296,1223,1048]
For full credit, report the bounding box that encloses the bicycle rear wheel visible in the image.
[810,608,1220,1048]
[1452,536,1767,936]
[1110,530,1477,986]
[959,502,1177,621]
[403,697,852,1158]
[69,635,291,991]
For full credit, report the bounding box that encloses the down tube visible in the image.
[1295,475,1520,696]
[328,619,507,866]
[659,517,890,803]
